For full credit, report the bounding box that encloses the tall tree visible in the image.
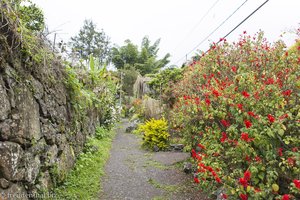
[111,40,139,69]
[111,36,170,75]
[69,20,111,65]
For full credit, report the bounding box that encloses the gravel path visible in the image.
[99,119,209,200]
[99,121,207,200]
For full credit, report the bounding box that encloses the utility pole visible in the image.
[119,72,123,106]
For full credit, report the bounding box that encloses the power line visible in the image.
[217,0,269,46]
[174,0,221,50]
[174,0,249,65]
[199,0,269,58]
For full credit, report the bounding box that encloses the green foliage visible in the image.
[120,67,139,96]
[69,19,111,64]
[19,1,45,31]
[111,39,139,69]
[53,127,114,200]
[111,36,170,75]
[65,55,119,128]
[128,98,145,121]
[136,118,170,150]
[149,67,183,105]
[169,31,300,199]
[94,126,110,140]
[0,0,53,64]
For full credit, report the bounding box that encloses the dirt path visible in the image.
[99,119,209,200]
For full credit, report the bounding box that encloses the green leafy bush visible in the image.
[169,32,300,199]
[149,67,183,107]
[95,126,110,140]
[136,118,170,150]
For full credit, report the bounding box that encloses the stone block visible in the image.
[10,86,41,146]
[24,153,40,184]
[0,142,24,181]
[0,76,11,121]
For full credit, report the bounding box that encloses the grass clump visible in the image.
[53,127,114,200]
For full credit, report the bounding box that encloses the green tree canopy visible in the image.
[111,40,139,69]
[69,19,111,64]
[111,36,170,75]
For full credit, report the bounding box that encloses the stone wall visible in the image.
[0,18,100,199]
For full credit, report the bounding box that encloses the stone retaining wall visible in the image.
[0,18,100,199]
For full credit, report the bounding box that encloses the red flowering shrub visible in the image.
[169,32,300,199]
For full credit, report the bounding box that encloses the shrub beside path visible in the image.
[99,119,209,200]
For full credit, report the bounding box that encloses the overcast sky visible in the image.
[32,0,300,66]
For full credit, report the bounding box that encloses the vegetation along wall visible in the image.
[0,3,117,199]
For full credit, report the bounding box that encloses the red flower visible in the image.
[293,179,300,189]
[195,154,202,161]
[267,114,275,123]
[278,148,283,157]
[254,91,260,100]
[221,119,230,127]
[242,91,250,98]
[205,98,211,106]
[195,97,200,105]
[220,132,227,143]
[254,187,262,193]
[239,178,248,187]
[215,177,221,183]
[244,170,251,181]
[282,90,292,96]
[285,51,289,57]
[287,157,295,166]
[222,194,228,199]
[198,144,206,150]
[239,193,248,200]
[213,89,221,97]
[247,111,255,117]
[237,104,243,110]
[241,133,254,142]
[231,66,237,73]
[194,177,200,184]
[279,114,288,120]
[244,120,252,128]
[191,149,197,158]
[265,78,274,85]
[282,194,290,200]
[211,171,217,176]
[245,155,251,162]
[292,147,298,152]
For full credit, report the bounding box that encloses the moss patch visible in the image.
[148,178,179,192]
[143,160,172,170]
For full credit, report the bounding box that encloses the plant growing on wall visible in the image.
[65,55,119,128]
